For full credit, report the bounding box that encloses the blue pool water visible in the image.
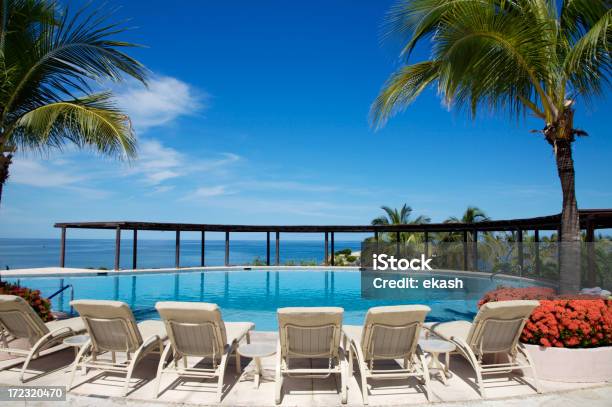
[5,269,544,330]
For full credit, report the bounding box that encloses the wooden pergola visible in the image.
[54,209,612,271]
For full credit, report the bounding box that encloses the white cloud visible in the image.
[10,158,84,187]
[8,157,111,199]
[181,185,234,200]
[238,180,337,193]
[115,75,205,131]
[123,139,241,187]
[152,185,175,194]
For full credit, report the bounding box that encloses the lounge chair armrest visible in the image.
[48,326,74,337]
[447,335,481,369]
[142,334,162,349]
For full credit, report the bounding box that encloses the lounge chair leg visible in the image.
[19,350,37,382]
[340,356,348,404]
[519,346,542,393]
[216,353,229,402]
[275,353,283,405]
[419,353,433,401]
[359,360,369,405]
[18,331,54,382]
[68,343,90,391]
[154,343,172,397]
[235,342,241,373]
[348,347,354,378]
[123,359,137,397]
[475,368,485,398]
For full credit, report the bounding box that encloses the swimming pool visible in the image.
[6,269,547,330]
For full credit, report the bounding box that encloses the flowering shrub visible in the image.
[477,286,557,306]
[479,286,612,348]
[0,282,54,322]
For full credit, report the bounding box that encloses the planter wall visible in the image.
[523,343,612,383]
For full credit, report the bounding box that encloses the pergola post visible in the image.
[201,231,205,267]
[557,226,562,273]
[324,232,329,266]
[114,226,121,271]
[275,232,280,265]
[175,230,181,268]
[424,231,429,259]
[517,229,524,274]
[472,229,478,272]
[374,230,379,256]
[534,229,540,276]
[132,229,138,270]
[586,217,596,286]
[266,232,271,266]
[330,232,335,266]
[395,231,401,257]
[225,231,230,266]
[462,230,468,271]
[60,227,66,267]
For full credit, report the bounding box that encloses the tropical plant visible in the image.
[479,286,612,348]
[371,204,431,243]
[370,0,611,292]
[0,0,148,205]
[438,206,490,242]
[447,206,490,224]
[0,282,53,321]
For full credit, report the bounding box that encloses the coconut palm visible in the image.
[371,204,430,242]
[370,0,610,292]
[0,0,147,205]
[437,206,489,242]
[447,206,490,225]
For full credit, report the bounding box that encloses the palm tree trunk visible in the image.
[554,137,581,294]
[0,153,11,207]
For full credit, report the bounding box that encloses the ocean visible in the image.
[0,238,362,270]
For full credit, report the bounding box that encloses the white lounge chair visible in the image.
[275,307,347,405]
[69,300,167,396]
[429,300,541,397]
[343,305,432,405]
[154,301,254,402]
[0,294,85,382]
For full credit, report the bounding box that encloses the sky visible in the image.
[0,0,610,240]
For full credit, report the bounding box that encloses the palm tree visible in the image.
[439,206,490,242]
[371,204,430,242]
[0,0,147,205]
[447,206,490,225]
[370,0,610,292]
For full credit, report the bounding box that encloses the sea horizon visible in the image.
[0,237,362,270]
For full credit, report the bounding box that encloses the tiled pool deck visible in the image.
[0,331,609,407]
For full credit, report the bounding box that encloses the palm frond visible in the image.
[563,8,612,101]
[370,61,441,128]
[371,216,390,226]
[411,214,431,224]
[3,0,147,123]
[373,0,579,126]
[560,0,610,41]
[11,92,136,158]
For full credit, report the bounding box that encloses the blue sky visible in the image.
[0,0,610,239]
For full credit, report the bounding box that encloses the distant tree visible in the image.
[371,204,430,243]
[438,206,490,242]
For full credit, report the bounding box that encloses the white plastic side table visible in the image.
[237,343,276,389]
[418,338,456,385]
[63,334,90,373]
